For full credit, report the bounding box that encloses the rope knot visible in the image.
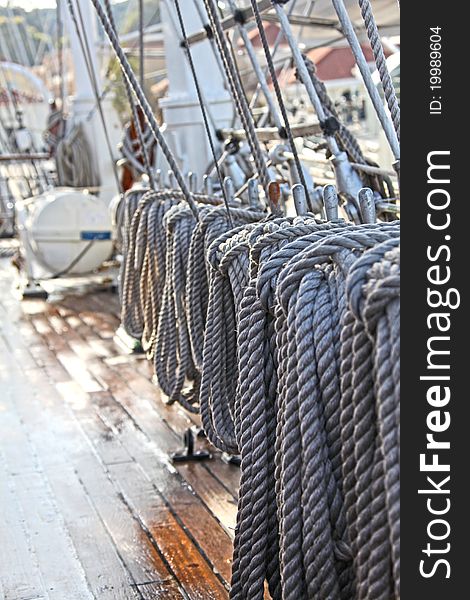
[333,540,354,562]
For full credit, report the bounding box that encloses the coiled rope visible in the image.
[108,5,401,599]
[228,220,400,600]
[118,179,401,599]
[56,122,100,188]
[358,0,400,141]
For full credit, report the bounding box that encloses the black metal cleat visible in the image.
[22,281,48,300]
[171,428,212,463]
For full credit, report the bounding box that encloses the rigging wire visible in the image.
[249,0,297,112]
[358,0,400,140]
[101,0,156,189]
[89,0,199,219]
[138,0,145,88]
[74,4,161,129]
[173,0,234,226]
[4,4,30,66]
[225,0,284,132]
[56,0,66,110]
[200,0,272,202]
[161,0,219,134]
[191,0,231,93]
[248,0,311,203]
[0,51,48,190]
[331,0,400,162]
[65,0,123,194]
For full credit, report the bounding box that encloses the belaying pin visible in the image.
[267,181,283,216]
[323,184,339,221]
[247,178,260,208]
[188,172,198,193]
[155,169,162,189]
[223,177,235,203]
[358,187,376,224]
[167,170,176,189]
[292,183,308,216]
[203,174,213,196]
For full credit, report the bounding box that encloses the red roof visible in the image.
[287,44,392,83]
[241,21,392,84]
[245,22,285,47]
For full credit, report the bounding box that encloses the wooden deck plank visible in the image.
[10,470,95,600]
[109,461,229,599]
[75,455,183,593]
[94,402,234,584]
[44,465,141,600]
[55,367,235,586]
[0,372,94,599]
[0,258,238,599]
[0,332,174,600]
[110,359,240,499]
[23,311,231,593]
[0,451,49,600]
[28,307,236,585]
[97,362,238,534]
[0,344,147,599]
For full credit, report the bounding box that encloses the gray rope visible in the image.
[249,0,311,201]
[200,0,272,194]
[56,122,100,188]
[301,56,366,166]
[358,0,400,141]
[223,218,400,599]
[118,180,401,599]
[331,0,400,161]
[90,0,198,217]
[346,238,400,599]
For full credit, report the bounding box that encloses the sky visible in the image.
[0,0,128,11]
[0,0,57,8]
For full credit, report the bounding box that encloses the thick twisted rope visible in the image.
[345,238,400,599]
[90,0,198,216]
[118,185,401,598]
[358,0,400,140]
[227,220,400,599]
[200,0,272,192]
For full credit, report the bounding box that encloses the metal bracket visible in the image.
[21,281,48,300]
[171,428,212,463]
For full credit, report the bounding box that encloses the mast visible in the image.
[63,0,121,203]
[159,0,233,181]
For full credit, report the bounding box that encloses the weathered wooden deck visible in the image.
[0,253,239,600]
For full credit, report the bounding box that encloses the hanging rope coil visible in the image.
[120,188,228,341]
[155,202,266,412]
[227,221,400,600]
[342,237,400,600]
[115,186,148,297]
[117,180,401,599]
[108,5,401,598]
[55,122,101,188]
